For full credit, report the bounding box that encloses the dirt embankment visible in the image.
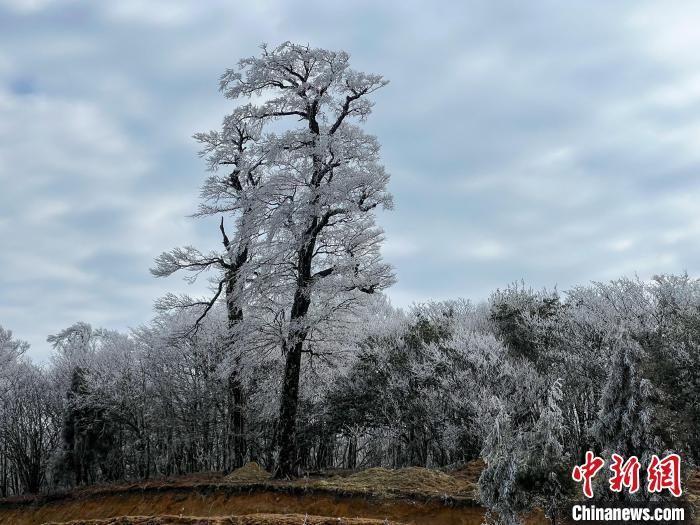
[0,463,487,525]
[41,514,406,525]
[0,488,485,525]
[11,461,700,525]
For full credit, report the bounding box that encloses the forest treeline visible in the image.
[2,274,700,524]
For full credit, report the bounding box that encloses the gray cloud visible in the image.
[2,1,700,360]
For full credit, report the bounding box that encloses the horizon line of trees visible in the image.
[2,273,700,525]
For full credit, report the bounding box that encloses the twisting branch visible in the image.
[220,217,230,249]
[150,247,231,277]
[329,90,366,135]
[192,278,226,332]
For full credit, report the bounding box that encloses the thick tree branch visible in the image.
[329,90,366,135]
[312,267,334,280]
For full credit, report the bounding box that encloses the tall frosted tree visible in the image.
[154,42,394,477]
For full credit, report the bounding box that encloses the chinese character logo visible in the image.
[572,451,605,498]
[647,454,682,497]
[609,453,640,494]
[572,452,682,498]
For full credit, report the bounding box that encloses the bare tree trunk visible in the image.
[276,268,313,478]
[275,114,322,477]
[276,339,304,477]
[226,369,246,469]
[222,228,249,472]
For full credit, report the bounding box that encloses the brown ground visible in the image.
[0,489,485,525]
[687,469,700,511]
[0,462,484,525]
[3,461,696,525]
[41,514,404,524]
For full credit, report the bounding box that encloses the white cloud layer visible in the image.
[2,1,700,359]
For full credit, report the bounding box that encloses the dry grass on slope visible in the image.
[224,463,272,483]
[309,466,477,500]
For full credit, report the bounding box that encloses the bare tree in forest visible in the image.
[0,327,60,495]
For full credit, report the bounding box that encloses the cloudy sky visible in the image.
[3,1,700,360]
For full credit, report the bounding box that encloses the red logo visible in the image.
[647,454,682,497]
[572,451,605,498]
[609,454,640,493]
[572,452,682,498]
